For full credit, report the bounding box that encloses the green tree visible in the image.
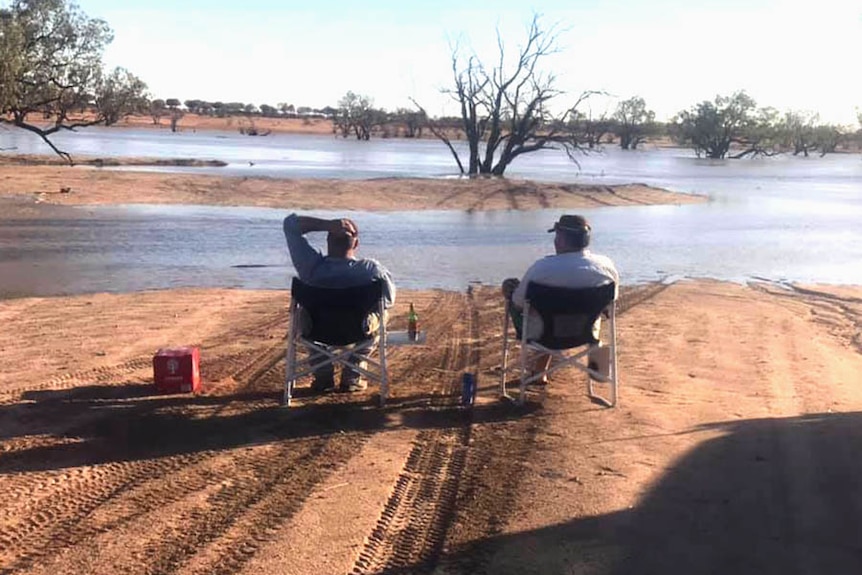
[149,98,165,125]
[225,102,245,115]
[333,91,378,140]
[569,107,612,149]
[776,111,843,157]
[394,107,426,138]
[673,91,778,159]
[183,99,204,114]
[780,111,819,156]
[811,124,843,156]
[613,96,655,150]
[0,0,148,163]
[97,67,148,126]
[417,15,594,176]
[165,98,183,132]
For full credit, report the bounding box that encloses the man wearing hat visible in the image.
[502,214,619,381]
[283,213,395,392]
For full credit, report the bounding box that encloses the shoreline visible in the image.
[0,154,227,168]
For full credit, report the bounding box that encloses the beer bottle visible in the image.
[407,302,419,341]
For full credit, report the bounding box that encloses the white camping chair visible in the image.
[283,277,389,407]
[500,282,618,407]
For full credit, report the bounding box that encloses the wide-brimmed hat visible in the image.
[548,214,590,233]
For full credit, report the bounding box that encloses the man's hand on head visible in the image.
[330,218,358,237]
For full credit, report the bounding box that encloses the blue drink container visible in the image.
[461,372,476,407]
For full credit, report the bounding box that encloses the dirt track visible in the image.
[2,280,862,574]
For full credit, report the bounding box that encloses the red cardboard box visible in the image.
[153,347,201,394]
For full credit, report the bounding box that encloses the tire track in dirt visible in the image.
[752,282,862,355]
[366,291,464,408]
[0,307,289,405]
[1,284,674,575]
[0,307,330,575]
[122,436,364,575]
[349,282,673,574]
[0,357,153,405]
[430,281,675,574]
[159,295,463,575]
[350,288,478,574]
[1,399,353,575]
[0,452,207,573]
[0,291,406,575]
[616,282,671,316]
[432,286,541,574]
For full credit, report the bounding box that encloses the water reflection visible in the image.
[2,199,861,297]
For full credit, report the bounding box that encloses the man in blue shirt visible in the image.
[283,213,396,392]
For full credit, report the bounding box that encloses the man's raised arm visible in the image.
[290,215,357,236]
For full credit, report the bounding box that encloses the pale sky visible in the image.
[77,0,862,125]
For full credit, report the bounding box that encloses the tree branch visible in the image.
[410,99,466,175]
[2,118,74,165]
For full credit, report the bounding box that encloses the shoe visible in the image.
[340,358,368,392]
[338,378,368,393]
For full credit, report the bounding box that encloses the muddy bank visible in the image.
[0,154,227,168]
[0,164,704,213]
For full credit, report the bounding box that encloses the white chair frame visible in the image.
[499,290,618,407]
[283,288,389,407]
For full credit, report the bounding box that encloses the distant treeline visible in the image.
[146,91,861,159]
[151,99,336,120]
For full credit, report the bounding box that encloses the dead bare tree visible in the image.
[419,15,594,177]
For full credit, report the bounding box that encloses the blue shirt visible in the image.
[283,214,396,308]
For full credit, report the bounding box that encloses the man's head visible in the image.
[548,214,591,253]
[327,226,359,258]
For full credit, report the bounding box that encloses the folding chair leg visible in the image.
[283,341,297,406]
[610,307,618,406]
[517,302,532,406]
[378,301,389,407]
[500,305,511,399]
[587,305,618,408]
[283,302,300,407]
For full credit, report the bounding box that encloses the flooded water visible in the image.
[1,128,861,296]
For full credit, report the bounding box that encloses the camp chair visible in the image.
[283,277,388,407]
[500,282,618,407]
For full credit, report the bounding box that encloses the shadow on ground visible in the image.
[0,382,539,474]
[432,411,862,575]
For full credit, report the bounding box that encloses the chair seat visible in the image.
[283,278,390,407]
[500,281,618,407]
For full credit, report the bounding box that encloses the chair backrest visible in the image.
[291,277,383,346]
[524,282,616,349]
